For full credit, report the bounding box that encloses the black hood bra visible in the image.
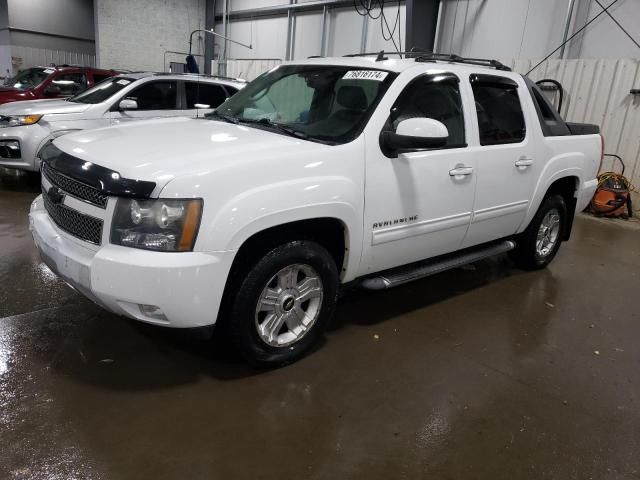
[39,142,156,198]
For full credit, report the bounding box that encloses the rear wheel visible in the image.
[228,241,338,367]
[512,194,567,270]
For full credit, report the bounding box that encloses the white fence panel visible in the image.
[514,58,640,204]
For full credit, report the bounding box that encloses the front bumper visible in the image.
[0,123,48,171]
[29,195,234,328]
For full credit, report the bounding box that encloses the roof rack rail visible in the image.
[342,51,511,71]
[414,53,511,71]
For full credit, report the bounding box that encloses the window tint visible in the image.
[471,81,525,145]
[126,81,177,110]
[52,73,87,96]
[70,77,135,104]
[532,87,556,121]
[93,74,112,84]
[185,82,228,108]
[225,86,238,96]
[389,75,465,147]
[216,66,396,144]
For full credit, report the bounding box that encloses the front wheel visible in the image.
[228,241,338,367]
[512,194,567,270]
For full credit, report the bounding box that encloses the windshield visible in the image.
[3,67,52,90]
[212,65,397,144]
[69,77,135,104]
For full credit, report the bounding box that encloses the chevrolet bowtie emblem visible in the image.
[47,186,65,204]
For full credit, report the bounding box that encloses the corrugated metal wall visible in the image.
[11,46,96,72]
[514,58,640,204]
[221,58,282,81]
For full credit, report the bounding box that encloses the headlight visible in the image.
[7,114,43,126]
[110,198,203,252]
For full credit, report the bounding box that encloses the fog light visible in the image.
[139,304,167,321]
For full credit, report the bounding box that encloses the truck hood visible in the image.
[0,98,90,116]
[53,117,327,191]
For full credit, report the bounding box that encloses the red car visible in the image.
[0,65,121,105]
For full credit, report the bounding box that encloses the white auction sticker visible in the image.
[116,79,131,85]
[342,70,389,81]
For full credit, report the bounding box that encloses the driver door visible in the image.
[360,73,478,274]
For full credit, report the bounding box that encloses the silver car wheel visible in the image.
[255,263,324,347]
[535,208,561,258]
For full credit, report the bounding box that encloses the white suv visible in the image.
[0,72,245,171]
[29,55,601,366]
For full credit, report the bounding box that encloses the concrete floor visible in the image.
[1,167,640,480]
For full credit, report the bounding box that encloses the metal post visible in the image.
[559,0,576,59]
[204,0,215,74]
[286,0,297,60]
[221,0,228,75]
[320,5,328,57]
[406,0,440,53]
[360,0,370,53]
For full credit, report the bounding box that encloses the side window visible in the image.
[126,81,178,110]
[471,77,526,145]
[93,74,112,84]
[52,73,87,96]
[184,82,228,109]
[224,86,239,96]
[389,75,465,148]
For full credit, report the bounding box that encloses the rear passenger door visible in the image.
[462,74,536,248]
[183,81,231,117]
[110,80,179,125]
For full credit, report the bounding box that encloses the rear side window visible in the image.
[93,74,112,84]
[471,76,525,145]
[125,81,177,110]
[52,73,87,96]
[184,82,228,109]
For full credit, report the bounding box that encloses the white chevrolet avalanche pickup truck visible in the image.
[29,54,601,366]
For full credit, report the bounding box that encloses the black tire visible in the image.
[227,240,338,368]
[511,194,567,270]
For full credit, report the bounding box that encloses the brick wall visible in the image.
[95,0,206,72]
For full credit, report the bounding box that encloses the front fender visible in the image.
[197,176,363,281]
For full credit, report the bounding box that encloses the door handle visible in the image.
[515,157,534,167]
[449,165,474,177]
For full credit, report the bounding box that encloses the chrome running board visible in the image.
[360,240,516,290]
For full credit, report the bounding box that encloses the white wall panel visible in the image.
[10,45,95,71]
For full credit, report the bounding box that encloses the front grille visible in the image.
[41,162,108,209]
[42,187,104,245]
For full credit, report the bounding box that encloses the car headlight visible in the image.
[7,114,43,126]
[110,198,203,252]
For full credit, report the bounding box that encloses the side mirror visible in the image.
[44,85,61,96]
[381,118,449,154]
[119,98,138,111]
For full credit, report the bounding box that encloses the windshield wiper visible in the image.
[206,111,239,124]
[239,117,309,140]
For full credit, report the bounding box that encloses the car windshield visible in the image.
[211,65,397,144]
[3,67,52,90]
[68,77,135,104]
